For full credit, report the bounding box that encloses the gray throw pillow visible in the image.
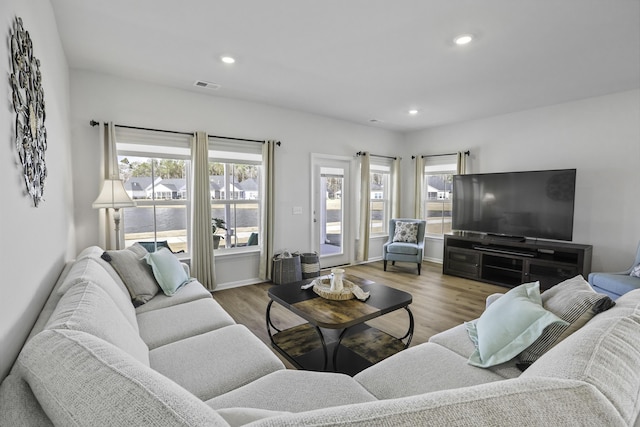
[102,243,159,307]
[517,275,615,369]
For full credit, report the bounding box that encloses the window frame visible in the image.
[422,156,457,238]
[370,160,392,237]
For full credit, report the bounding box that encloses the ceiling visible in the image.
[50,0,640,132]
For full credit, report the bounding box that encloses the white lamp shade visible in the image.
[92,179,137,209]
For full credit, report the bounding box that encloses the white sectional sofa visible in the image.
[1,245,640,426]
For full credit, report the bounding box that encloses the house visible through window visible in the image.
[423,156,457,236]
[208,137,262,250]
[370,161,391,235]
[116,128,192,255]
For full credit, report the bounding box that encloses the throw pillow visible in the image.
[393,221,419,243]
[102,243,159,307]
[466,281,568,368]
[517,275,615,369]
[144,248,192,296]
[631,264,640,278]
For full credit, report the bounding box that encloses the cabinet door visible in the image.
[525,261,579,291]
[445,248,481,279]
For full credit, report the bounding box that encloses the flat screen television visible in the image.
[452,169,576,241]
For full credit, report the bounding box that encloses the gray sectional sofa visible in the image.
[1,245,640,426]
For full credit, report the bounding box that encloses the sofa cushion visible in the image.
[207,370,376,412]
[135,280,213,314]
[428,324,522,379]
[137,297,235,349]
[354,342,504,399]
[521,303,640,426]
[149,324,285,401]
[519,275,615,367]
[144,247,194,296]
[16,329,228,426]
[55,257,138,331]
[466,281,567,368]
[45,281,150,366]
[247,377,625,427]
[103,243,160,306]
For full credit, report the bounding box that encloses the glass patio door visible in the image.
[312,155,351,268]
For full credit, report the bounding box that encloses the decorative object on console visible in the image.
[92,178,137,250]
[9,17,48,207]
[330,268,344,292]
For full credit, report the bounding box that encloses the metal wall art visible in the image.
[10,17,47,207]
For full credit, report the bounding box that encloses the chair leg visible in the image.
[392,261,395,266]
[417,263,421,275]
[384,260,387,271]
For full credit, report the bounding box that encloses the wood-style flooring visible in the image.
[213,260,506,368]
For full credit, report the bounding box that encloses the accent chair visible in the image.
[588,241,640,300]
[383,218,426,275]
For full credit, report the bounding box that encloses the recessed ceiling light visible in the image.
[453,34,474,45]
[408,109,419,115]
[221,56,236,64]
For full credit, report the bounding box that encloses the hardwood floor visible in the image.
[212,260,506,368]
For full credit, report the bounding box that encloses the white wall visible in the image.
[0,1,73,380]
[404,90,640,272]
[69,71,403,285]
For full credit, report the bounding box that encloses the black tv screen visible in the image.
[452,169,576,241]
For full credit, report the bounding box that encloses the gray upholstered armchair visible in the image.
[383,218,426,275]
[588,241,640,300]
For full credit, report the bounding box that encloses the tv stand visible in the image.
[444,232,592,291]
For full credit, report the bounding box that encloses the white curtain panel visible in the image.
[259,140,277,280]
[414,155,425,219]
[191,131,216,290]
[356,152,371,262]
[391,156,401,219]
[97,122,119,250]
[457,151,467,175]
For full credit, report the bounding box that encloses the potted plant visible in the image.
[212,218,227,249]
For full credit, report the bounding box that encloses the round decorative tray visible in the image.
[312,278,356,300]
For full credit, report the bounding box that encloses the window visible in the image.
[208,137,263,250]
[370,162,391,235]
[422,157,457,237]
[116,128,192,255]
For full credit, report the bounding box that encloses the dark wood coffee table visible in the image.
[266,275,413,376]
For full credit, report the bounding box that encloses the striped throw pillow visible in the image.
[517,275,615,369]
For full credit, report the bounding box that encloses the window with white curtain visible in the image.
[208,137,262,250]
[422,155,457,237]
[116,128,192,255]
[370,160,392,235]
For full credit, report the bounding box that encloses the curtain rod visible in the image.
[89,120,280,145]
[411,150,470,159]
[355,151,397,160]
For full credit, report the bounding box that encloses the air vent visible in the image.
[194,80,221,90]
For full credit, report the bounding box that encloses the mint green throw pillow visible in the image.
[144,248,192,296]
[465,281,568,368]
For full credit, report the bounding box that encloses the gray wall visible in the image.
[405,90,640,272]
[0,0,74,380]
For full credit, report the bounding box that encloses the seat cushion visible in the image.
[137,298,236,349]
[16,329,227,427]
[45,281,149,365]
[354,342,504,399]
[207,370,376,412]
[149,325,285,400]
[385,242,419,256]
[135,280,213,314]
[428,324,522,379]
[589,272,640,299]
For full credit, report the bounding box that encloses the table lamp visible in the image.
[92,178,136,249]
